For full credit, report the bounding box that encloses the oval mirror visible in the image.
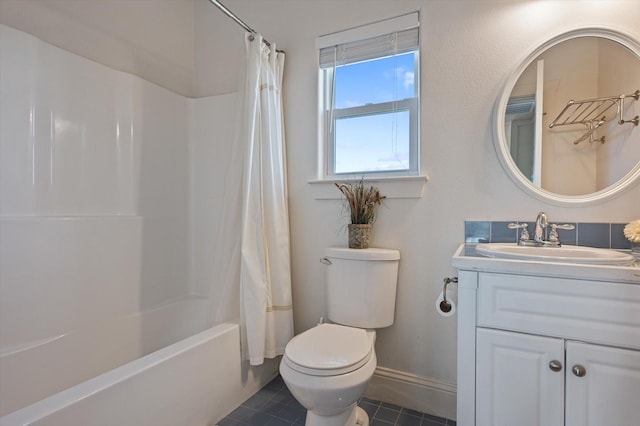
[495,28,640,206]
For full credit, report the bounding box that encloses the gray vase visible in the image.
[348,224,372,249]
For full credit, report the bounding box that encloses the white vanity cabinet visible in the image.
[476,328,640,426]
[453,245,640,426]
[564,341,640,426]
[475,328,564,426]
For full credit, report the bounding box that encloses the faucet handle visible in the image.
[554,223,575,230]
[548,223,575,243]
[508,223,529,241]
[508,222,528,230]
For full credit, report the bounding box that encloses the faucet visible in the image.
[528,212,575,246]
[509,213,575,246]
[534,211,548,243]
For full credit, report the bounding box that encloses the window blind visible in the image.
[319,27,419,69]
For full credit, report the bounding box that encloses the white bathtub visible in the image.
[0,322,279,426]
[1,221,277,425]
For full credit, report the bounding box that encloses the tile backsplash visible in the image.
[465,221,633,249]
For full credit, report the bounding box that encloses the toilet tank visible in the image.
[324,247,400,328]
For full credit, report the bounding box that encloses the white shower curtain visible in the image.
[239,33,293,366]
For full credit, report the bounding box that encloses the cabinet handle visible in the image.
[548,360,563,372]
[572,364,587,377]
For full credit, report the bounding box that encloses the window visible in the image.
[317,13,420,179]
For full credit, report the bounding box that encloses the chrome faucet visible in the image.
[509,212,575,247]
[534,211,548,243]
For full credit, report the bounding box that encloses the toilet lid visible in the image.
[284,324,372,376]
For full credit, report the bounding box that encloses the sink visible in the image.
[475,243,635,265]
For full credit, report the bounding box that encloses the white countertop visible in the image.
[453,243,640,284]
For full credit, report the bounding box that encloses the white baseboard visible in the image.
[364,366,457,421]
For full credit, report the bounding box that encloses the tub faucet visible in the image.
[534,211,548,243]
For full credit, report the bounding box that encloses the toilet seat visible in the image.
[284,324,373,376]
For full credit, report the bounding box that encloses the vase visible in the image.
[348,224,372,249]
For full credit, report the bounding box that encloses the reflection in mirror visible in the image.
[506,95,536,183]
[505,36,640,196]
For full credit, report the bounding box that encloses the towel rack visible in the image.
[548,89,639,145]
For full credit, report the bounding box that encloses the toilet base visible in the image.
[354,406,369,426]
[305,405,369,426]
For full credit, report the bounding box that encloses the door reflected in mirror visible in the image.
[505,36,640,196]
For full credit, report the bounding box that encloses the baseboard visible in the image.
[364,366,457,421]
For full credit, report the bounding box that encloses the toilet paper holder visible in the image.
[440,277,458,313]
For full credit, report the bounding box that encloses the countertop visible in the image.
[453,243,640,284]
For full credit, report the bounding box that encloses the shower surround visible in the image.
[0,24,275,423]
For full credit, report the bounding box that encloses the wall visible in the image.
[193,0,640,418]
[0,0,196,97]
[0,23,191,309]
[3,0,640,420]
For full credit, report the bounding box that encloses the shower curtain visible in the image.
[239,33,293,366]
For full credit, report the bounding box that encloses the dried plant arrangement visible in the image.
[335,178,386,224]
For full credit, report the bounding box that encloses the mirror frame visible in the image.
[494,27,640,206]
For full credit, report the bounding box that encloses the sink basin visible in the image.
[475,243,635,265]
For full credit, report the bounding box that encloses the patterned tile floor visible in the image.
[218,376,456,426]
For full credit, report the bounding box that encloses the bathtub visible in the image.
[0,321,279,426]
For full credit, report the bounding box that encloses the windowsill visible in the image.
[307,175,429,200]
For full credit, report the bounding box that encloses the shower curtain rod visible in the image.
[207,0,280,50]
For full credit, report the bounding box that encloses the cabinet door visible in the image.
[566,341,640,426]
[476,328,564,426]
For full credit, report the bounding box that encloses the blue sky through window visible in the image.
[333,52,416,174]
[335,52,416,108]
[335,111,410,173]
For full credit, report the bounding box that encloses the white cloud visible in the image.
[343,100,361,108]
[403,71,414,90]
[393,67,414,90]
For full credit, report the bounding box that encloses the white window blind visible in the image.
[315,12,419,49]
[319,27,420,68]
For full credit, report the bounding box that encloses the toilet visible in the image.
[279,247,400,426]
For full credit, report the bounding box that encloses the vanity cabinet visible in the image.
[453,246,640,426]
[476,328,640,426]
[476,328,564,426]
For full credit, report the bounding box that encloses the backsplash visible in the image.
[465,221,633,249]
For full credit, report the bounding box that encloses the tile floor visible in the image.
[218,376,456,426]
